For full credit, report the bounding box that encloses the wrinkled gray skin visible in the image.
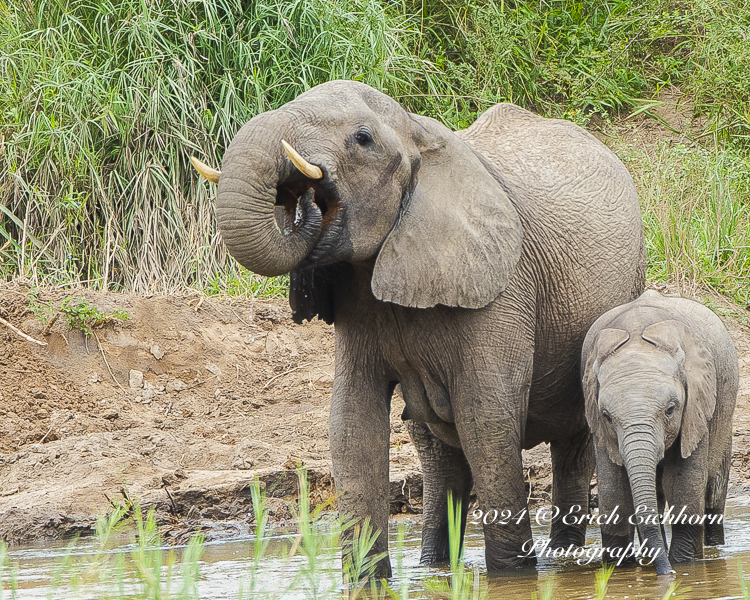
[582,290,738,575]
[212,80,645,575]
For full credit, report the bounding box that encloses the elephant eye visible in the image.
[665,404,676,416]
[353,130,374,146]
[602,410,612,423]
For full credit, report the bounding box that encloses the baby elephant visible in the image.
[582,290,738,575]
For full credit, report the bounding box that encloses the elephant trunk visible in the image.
[621,430,674,575]
[215,116,323,277]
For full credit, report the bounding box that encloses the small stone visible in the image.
[89,373,102,384]
[102,410,118,420]
[129,370,144,389]
[150,345,164,360]
[166,380,187,393]
[205,363,222,377]
[162,469,188,486]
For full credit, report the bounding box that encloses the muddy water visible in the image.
[8,503,750,599]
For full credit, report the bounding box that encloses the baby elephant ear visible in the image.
[642,320,717,458]
[583,328,630,466]
[371,114,523,309]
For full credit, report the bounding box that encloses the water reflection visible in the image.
[7,504,750,599]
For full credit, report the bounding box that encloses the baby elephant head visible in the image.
[584,320,717,466]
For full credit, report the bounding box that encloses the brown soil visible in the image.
[1,278,749,546]
[0,281,423,544]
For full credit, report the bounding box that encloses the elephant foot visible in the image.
[370,559,392,580]
[418,546,450,566]
[668,546,702,566]
[549,523,586,549]
[485,553,537,574]
[704,518,725,546]
[484,538,538,573]
[669,523,704,564]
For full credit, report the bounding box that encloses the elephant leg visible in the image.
[662,447,708,564]
[406,421,473,565]
[329,369,395,578]
[704,444,731,546]
[549,429,595,548]
[453,359,536,572]
[594,442,636,565]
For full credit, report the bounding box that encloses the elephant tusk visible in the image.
[281,140,323,180]
[190,156,221,184]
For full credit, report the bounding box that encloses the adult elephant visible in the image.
[191,80,645,575]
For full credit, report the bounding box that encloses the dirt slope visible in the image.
[1,278,749,545]
[0,282,427,543]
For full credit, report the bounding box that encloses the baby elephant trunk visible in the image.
[621,434,674,575]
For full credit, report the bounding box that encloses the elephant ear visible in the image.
[371,114,523,309]
[583,328,630,466]
[642,320,717,458]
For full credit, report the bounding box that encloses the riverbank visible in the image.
[1,276,749,546]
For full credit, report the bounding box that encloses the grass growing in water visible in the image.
[0,470,744,598]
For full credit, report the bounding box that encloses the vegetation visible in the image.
[0,0,442,292]
[633,142,750,306]
[0,469,716,599]
[28,291,130,335]
[1,0,749,300]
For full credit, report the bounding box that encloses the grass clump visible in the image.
[202,269,289,299]
[629,142,750,305]
[406,0,750,132]
[28,292,130,335]
[0,0,444,293]
[1,502,205,600]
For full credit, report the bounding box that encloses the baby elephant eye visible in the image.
[602,410,613,423]
[354,130,374,146]
[665,404,676,416]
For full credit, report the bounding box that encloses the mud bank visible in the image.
[0,282,748,544]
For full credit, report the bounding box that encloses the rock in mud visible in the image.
[166,380,187,393]
[129,369,144,389]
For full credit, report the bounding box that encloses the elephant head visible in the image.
[191,80,523,311]
[583,320,717,574]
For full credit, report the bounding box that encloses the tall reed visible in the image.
[3,0,750,297]
[0,0,447,292]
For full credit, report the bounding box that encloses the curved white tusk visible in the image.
[190,156,220,184]
[281,140,323,179]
